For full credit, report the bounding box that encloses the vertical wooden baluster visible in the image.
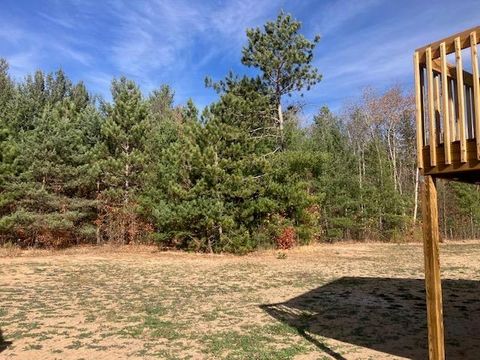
[455,37,467,163]
[433,76,442,144]
[423,68,430,146]
[470,31,480,159]
[414,52,424,169]
[426,47,437,166]
[452,79,459,142]
[466,87,473,138]
[440,43,452,164]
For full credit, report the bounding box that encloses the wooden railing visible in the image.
[414,26,480,175]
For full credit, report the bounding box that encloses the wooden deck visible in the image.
[415,26,480,183]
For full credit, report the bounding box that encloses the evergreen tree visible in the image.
[448,182,480,239]
[310,107,361,240]
[142,77,279,252]
[242,11,321,147]
[0,59,18,228]
[0,59,16,180]
[0,69,99,245]
[98,77,149,244]
[1,15,480,250]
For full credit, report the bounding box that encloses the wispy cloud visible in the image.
[210,0,279,40]
[0,0,479,114]
[107,1,204,76]
[0,13,92,79]
[38,12,75,29]
[106,0,276,77]
[314,0,382,35]
[308,0,480,111]
[6,50,39,79]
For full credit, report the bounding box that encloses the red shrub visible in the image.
[275,226,296,250]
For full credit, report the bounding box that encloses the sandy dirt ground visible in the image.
[1,241,480,359]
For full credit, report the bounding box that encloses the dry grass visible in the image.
[1,241,480,359]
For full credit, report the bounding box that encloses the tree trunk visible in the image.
[123,138,131,245]
[442,184,447,241]
[96,226,101,245]
[471,212,475,239]
[125,163,130,206]
[96,180,102,245]
[278,102,284,149]
[207,236,213,254]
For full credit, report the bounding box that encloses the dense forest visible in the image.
[1,12,479,252]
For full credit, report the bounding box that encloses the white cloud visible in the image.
[210,0,278,40]
[2,0,479,112]
[314,0,382,35]
[308,0,480,112]
[105,0,278,77]
[107,1,206,76]
[6,50,40,80]
[0,16,92,78]
[38,12,75,29]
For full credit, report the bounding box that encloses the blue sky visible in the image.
[1,0,479,119]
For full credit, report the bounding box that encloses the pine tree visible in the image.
[242,11,321,147]
[0,59,18,227]
[310,107,361,240]
[98,77,149,244]
[0,59,16,178]
[142,77,279,252]
[0,68,99,245]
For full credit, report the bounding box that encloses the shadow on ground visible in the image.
[0,328,12,353]
[261,277,480,359]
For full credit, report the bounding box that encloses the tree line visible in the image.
[1,12,479,252]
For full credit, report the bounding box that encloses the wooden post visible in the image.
[414,52,424,169]
[455,37,467,163]
[422,175,445,360]
[440,42,452,164]
[470,31,480,159]
[426,47,437,166]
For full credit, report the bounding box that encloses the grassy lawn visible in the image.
[1,241,480,359]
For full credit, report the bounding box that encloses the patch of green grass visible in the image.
[23,344,42,350]
[145,317,180,340]
[78,331,94,339]
[85,313,96,322]
[203,325,309,359]
[87,344,109,351]
[121,323,144,338]
[18,321,40,330]
[119,315,181,341]
[65,340,83,350]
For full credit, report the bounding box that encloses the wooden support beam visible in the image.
[422,139,480,176]
[426,47,437,166]
[422,176,445,360]
[416,25,480,62]
[431,58,479,90]
[455,37,468,162]
[470,31,480,159]
[414,52,424,169]
[440,43,452,164]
